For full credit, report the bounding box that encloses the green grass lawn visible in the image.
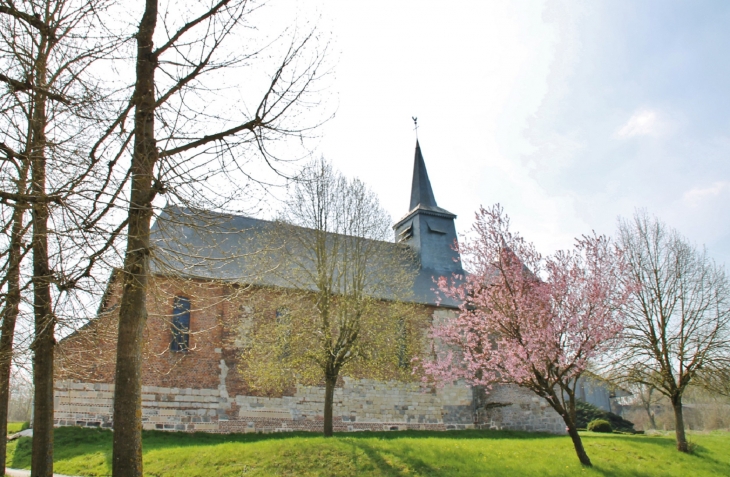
[5,426,730,476]
[6,422,28,435]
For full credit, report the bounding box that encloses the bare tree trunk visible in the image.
[648,408,657,430]
[672,395,689,452]
[0,188,26,475]
[641,386,656,429]
[643,393,657,430]
[323,373,336,437]
[111,1,158,475]
[29,34,55,477]
[109,0,323,470]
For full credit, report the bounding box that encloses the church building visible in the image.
[53,142,566,434]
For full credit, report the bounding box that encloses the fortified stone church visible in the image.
[53,142,566,434]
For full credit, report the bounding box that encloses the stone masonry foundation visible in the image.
[54,378,565,434]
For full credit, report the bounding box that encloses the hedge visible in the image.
[575,400,635,433]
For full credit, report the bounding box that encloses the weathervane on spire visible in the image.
[412,116,419,139]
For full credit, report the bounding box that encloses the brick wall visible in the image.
[56,276,227,387]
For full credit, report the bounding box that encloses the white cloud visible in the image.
[616,109,660,138]
[683,181,730,207]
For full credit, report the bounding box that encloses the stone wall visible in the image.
[54,381,114,429]
[54,377,474,433]
[54,377,566,434]
[475,384,566,434]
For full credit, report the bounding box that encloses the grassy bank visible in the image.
[6,426,730,476]
[6,422,27,435]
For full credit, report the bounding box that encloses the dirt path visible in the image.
[5,468,78,477]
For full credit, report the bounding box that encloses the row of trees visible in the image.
[424,205,730,466]
[0,0,328,476]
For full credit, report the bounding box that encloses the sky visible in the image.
[281,0,730,264]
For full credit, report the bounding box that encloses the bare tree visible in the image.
[1,1,123,475]
[695,364,730,398]
[631,383,663,430]
[241,159,418,437]
[109,2,328,474]
[614,212,730,452]
[0,160,29,473]
[8,370,34,422]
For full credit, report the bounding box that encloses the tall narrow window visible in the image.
[171,296,191,352]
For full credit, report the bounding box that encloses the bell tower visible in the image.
[393,141,463,278]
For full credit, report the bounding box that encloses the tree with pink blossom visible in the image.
[424,204,630,467]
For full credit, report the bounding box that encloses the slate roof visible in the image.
[404,140,457,219]
[149,140,464,308]
[150,206,461,308]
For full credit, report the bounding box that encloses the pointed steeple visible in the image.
[393,138,464,306]
[409,141,438,210]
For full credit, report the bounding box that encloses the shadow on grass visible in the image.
[7,426,562,474]
[9,427,114,470]
[345,440,440,476]
[9,426,729,477]
[8,436,32,469]
[583,432,718,459]
[582,433,679,449]
[581,433,730,477]
[7,427,559,466]
[141,427,566,448]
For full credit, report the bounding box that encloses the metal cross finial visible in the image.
[412,116,419,139]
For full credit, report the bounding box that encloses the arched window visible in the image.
[171,296,191,352]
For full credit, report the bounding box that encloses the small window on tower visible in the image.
[171,296,191,352]
[427,220,447,235]
[398,223,413,242]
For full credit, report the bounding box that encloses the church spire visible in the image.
[393,138,463,305]
[409,140,438,211]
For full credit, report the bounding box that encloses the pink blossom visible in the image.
[421,205,630,466]
[423,205,628,392]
